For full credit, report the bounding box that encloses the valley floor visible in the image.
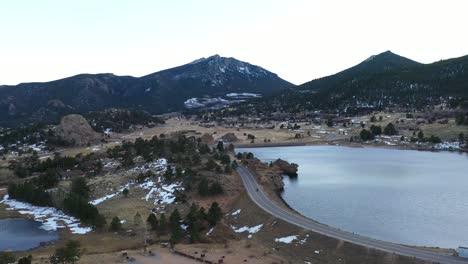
[0,112,466,263]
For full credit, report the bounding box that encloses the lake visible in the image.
[238,145,468,248]
[0,218,59,251]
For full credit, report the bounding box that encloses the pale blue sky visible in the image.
[1,0,468,85]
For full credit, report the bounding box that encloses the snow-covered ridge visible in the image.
[0,195,91,234]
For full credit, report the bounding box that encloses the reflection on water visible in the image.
[239,146,468,248]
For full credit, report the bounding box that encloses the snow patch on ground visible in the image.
[140,179,182,205]
[90,182,132,205]
[231,224,263,238]
[206,227,215,236]
[274,235,298,244]
[230,209,241,216]
[435,141,461,150]
[104,161,120,168]
[0,195,91,234]
[130,158,168,173]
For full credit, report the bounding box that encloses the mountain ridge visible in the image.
[0,55,293,127]
[232,51,468,115]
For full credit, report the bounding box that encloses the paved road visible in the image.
[236,165,468,264]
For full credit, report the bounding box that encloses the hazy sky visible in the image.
[1,0,468,85]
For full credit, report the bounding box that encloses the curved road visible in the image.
[236,165,468,264]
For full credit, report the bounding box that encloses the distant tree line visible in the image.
[87,108,165,133]
[8,182,52,206]
[360,122,398,141]
[409,130,442,144]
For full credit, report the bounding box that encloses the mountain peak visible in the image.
[365,50,395,61]
[208,54,221,59]
[360,50,420,71]
[189,54,222,65]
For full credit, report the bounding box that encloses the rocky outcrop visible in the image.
[245,159,285,192]
[270,172,285,192]
[273,159,298,176]
[220,132,238,142]
[55,114,103,146]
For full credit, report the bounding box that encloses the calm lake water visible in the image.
[0,218,58,251]
[238,146,468,248]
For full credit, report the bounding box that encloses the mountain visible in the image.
[0,55,292,127]
[244,51,468,115]
[298,51,421,93]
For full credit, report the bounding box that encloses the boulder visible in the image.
[220,132,238,142]
[55,114,103,146]
[273,159,298,176]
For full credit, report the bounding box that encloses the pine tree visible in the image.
[207,202,222,226]
[224,163,233,174]
[227,143,235,152]
[360,129,375,141]
[383,123,398,135]
[198,178,209,197]
[164,165,173,181]
[169,209,185,243]
[186,204,201,243]
[216,141,224,152]
[198,207,207,222]
[158,213,168,234]
[110,216,122,232]
[175,167,183,178]
[147,213,159,231]
[417,130,425,140]
[370,125,382,135]
[71,177,89,199]
[209,182,224,195]
[134,212,143,227]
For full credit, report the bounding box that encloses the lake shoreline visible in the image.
[235,139,468,153]
[0,216,62,253]
[242,145,468,251]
